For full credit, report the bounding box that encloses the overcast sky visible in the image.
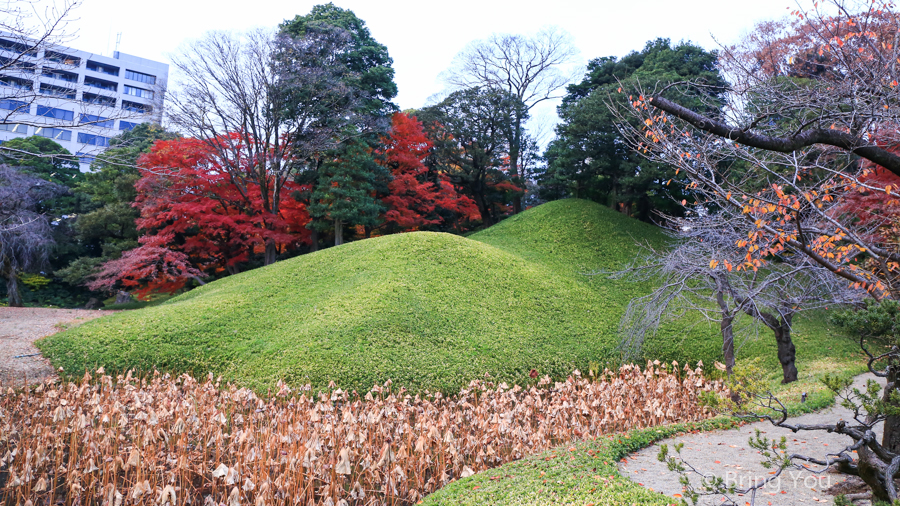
[61,0,797,131]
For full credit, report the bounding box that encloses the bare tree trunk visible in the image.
[745,304,799,384]
[857,433,896,502]
[721,314,736,375]
[773,324,798,384]
[5,265,22,307]
[509,133,522,214]
[882,363,900,454]
[334,219,343,246]
[714,283,736,375]
[264,239,277,265]
[474,192,494,227]
[310,228,319,252]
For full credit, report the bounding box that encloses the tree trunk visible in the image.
[881,362,900,454]
[264,239,277,265]
[310,228,319,252]
[713,284,736,375]
[474,192,494,227]
[5,265,22,307]
[510,113,522,215]
[857,444,894,502]
[773,325,798,384]
[721,314,736,375]
[334,219,343,246]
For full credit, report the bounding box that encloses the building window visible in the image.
[77,132,109,147]
[44,51,80,66]
[125,70,156,85]
[0,38,37,56]
[0,56,35,73]
[0,99,28,112]
[39,83,76,99]
[123,85,153,99]
[35,127,72,141]
[86,60,119,76]
[82,92,116,108]
[37,106,74,122]
[76,152,95,164]
[1,75,32,90]
[79,113,114,128]
[122,100,151,114]
[41,68,78,83]
[0,123,27,134]
[119,121,139,131]
[84,76,118,92]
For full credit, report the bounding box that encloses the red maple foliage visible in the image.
[838,129,900,241]
[92,136,311,297]
[86,234,205,298]
[378,113,479,230]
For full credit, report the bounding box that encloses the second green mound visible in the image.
[41,199,850,393]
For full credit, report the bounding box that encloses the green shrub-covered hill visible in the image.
[39,199,859,393]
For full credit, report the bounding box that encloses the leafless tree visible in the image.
[611,0,900,499]
[0,164,66,306]
[444,26,579,213]
[616,212,863,383]
[166,27,371,265]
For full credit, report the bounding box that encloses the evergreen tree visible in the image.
[541,39,726,221]
[56,124,179,288]
[307,142,389,245]
[281,4,398,247]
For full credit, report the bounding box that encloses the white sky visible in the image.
[61,0,797,131]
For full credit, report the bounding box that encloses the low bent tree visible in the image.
[0,165,67,306]
[614,0,900,500]
[616,212,862,383]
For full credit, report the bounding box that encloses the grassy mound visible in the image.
[40,221,627,392]
[39,199,861,393]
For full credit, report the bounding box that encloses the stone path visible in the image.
[620,373,881,505]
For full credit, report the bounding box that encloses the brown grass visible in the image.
[0,362,720,506]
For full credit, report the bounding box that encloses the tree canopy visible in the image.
[542,38,726,221]
[280,3,398,117]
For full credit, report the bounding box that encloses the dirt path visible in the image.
[620,373,881,505]
[0,307,112,387]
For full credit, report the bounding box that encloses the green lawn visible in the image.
[39,199,863,394]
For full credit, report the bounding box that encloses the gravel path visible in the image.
[0,307,112,387]
[620,373,881,505]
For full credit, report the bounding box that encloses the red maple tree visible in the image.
[378,113,479,230]
[91,136,311,297]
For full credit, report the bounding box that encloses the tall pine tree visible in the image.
[307,142,389,245]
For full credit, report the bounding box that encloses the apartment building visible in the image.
[0,35,168,171]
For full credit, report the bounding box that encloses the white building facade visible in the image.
[0,35,168,172]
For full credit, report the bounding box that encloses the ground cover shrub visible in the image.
[0,362,720,505]
[36,200,861,394]
[423,359,865,505]
[38,222,670,394]
[421,418,743,506]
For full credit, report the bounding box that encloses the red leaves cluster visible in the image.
[86,234,204,297]
[378,113,479,230]
[92,136,311,297]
